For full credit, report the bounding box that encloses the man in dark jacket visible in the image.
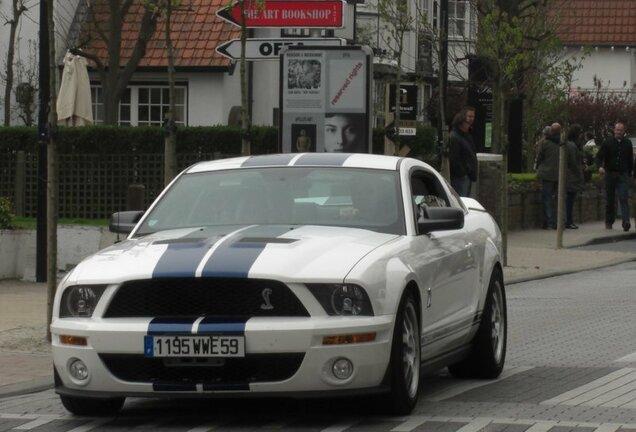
[449,106,477,197]
[597,122,633,231]
[535,123,561,229]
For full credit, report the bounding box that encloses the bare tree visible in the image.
[2,0,29,125]
[237,0,263,156]
[162,0,178,184]
[73,0,161,125]
[377,0,414,155]
[143,0,183,184]
[46,0,58,342]
[12,39,38,125]
[473,0,575,258]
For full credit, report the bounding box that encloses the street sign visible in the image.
[398,127,416,136]
[216,38,345,61]
[216,1,345,28]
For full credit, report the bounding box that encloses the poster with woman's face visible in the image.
[323,113,366,153]
[280,46,372,154]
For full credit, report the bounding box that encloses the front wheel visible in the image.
[385,290,421,414]
[60,395,125,416]
[449,267,507,378]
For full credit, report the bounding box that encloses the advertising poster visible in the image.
[280,46,372,153]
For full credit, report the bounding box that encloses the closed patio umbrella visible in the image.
[57,52,93,126]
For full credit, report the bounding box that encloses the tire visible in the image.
[384,290,421,414]
[449,267,507,379]
[60,395,125,416]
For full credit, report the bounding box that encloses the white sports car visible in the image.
[52,153,506,416]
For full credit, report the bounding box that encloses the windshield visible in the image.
[136,167,405,235]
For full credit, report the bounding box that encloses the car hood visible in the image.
[66,225,400,285]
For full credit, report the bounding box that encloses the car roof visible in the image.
[186,153,405,174]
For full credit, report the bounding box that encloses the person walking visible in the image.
[449,106,477,197]
[535,123,561,229]
[565,124,584,229]
[597,121,633,231]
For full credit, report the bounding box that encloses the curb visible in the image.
[0,376,53,399]
[506,255,636,285]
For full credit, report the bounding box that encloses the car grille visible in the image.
[103,278,309,318]
[99,353,304,386]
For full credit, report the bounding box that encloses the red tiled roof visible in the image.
[555,0,636,46]
[80,0,241,68]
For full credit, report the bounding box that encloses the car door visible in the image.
[405,168,479,360]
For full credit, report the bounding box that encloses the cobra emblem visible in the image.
[260,288,274,310]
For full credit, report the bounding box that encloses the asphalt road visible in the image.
[2,252,636,431]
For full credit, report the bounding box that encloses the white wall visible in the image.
[189,73,241,126]
[0,226,117,281]
[566,46,636,92]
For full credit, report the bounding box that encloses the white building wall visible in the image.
[190,73,241,126]
[566,47,635,92]
[103,71,241,127]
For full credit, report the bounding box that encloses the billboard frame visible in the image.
[278,45,373,154]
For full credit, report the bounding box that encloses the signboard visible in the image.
[280,46,373,153]
[388,84,418,121]
[216,1,345,28]
[216,38,345,61]
[398,127,416,136]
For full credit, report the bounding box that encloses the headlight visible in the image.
[60,285,107,318]
[306,284,373,316]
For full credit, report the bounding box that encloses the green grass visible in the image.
[14,217,109,230]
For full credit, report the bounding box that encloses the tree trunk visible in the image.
[393,52,402,154]
[494,80,508,265]
[46,0,58,342]
[3,1,25,125]
[239,0,250,156]
[556,128,567,248]
[438,0,449,180]
[164,0,177,185]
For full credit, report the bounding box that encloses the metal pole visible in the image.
[36,0,49,282]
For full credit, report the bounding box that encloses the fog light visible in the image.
[69,359,89,381]
[332,358,354,380]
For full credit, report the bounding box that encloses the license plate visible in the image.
[144,335,245,358]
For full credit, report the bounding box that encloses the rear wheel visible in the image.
[449,267,507,378]
[60,395,125,416]
[385,290,421,414]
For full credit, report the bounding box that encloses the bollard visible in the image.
[126,184,145,211]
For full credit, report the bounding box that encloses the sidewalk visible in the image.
[1,220,635,397]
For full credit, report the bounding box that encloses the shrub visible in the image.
[0,197,16,230]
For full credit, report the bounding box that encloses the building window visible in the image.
[424,0,474,38]
[449,0,467,37]
[90,84,187,126]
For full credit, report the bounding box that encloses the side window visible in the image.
[411,172,449,212]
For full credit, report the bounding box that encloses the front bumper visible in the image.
[52,315,394,397]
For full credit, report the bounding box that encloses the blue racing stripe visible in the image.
[200,226,292,278]
[241,154,296,167]
[152,236,222,278]
[147,317,197,335]
[294,153,352,166]
[197,319,246,336]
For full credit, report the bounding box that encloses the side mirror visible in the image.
[109,211,144,234]
[417,206,464,234]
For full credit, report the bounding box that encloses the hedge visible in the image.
[0,124,437,158]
